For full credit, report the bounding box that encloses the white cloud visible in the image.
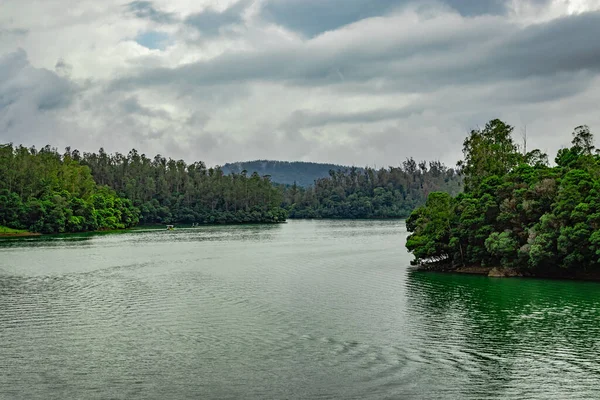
[1,0,600,167]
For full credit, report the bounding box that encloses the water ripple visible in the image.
[1,221,599,399]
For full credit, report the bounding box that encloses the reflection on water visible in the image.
[405,271,600,399]
[1,221,599,399]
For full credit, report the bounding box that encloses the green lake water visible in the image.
[1,220,599,399]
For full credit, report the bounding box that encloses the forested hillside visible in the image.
[407,119,600,278]
[283,161,462,219]
[0,144,139,234]
[221,160,352,187]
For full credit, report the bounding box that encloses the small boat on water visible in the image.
[166,225,175,231]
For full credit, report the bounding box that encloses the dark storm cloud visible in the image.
[112,10,600,97]
[259,0,540,37]
[184,0,251,36]
[126,1,176,24]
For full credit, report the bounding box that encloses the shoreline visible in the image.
[418,263,600,282]
[0,232,41,238]
[0,221,288,239]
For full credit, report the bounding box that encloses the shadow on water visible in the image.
[0,223,283,249]
[405,270,600,399]
[0,235,96,249]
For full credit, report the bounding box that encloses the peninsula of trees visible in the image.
[406,119,600,278]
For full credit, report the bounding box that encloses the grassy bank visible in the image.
[0,226,41,237]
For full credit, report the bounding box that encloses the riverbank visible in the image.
[0,221,287,239]
[418,262,600,282]
[0,226,41,238]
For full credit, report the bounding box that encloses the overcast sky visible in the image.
[1,0,600,167]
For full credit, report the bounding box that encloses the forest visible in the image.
[0,144,139,234]
[0,145,286,234]
[282,162,462,219]
[1,142,462,234]
[406,119,600,277]
[80,149,286,225]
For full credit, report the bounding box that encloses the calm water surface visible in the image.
[1,220,599,399]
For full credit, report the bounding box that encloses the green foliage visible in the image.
[0,225,28,234]
[0,144,288,232]
[457,119,522,192]
[485,231,518,267]
[407,119,600,275]
[406,192,454,264]
[282,162,462,219]
[0,144,138,234]
[80,149,286,225]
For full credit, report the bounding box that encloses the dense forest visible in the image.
[1,142,463,234]
[0,145,286,234]
[282,162,462,219]
[0,144,139,233]
[79,149,287,225]
[406,119,600,277]
[221,160,352,187]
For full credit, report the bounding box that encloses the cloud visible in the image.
[0,49,81,147]
[126,1,176,24]
[184,0,251,36]
[259,0,402,37]
[2,0,600,168]
[120,95,172,120]
[0,28,28,37]
[0,49,76,112]
[281,107,425,129]
[113,10,600,92]
[258,0,534,37]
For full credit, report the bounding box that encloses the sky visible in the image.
[1,0,600,167]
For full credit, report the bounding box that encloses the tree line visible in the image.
[79,148,287,225]
[282,162,462,219]
[1,142,463,234]
[0,145,287,234]
[0,144,139,233]
[406,119,600,276]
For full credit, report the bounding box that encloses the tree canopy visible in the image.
[1,142,463,234]
[0,144,138,233]
[79,149,287,225]
[0,145,287,234]
[282,162,462,219]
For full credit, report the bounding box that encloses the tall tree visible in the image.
[457,119,521,192]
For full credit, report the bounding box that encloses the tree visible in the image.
[457,119,521,192]
[571,125,595,155]
[406,192,454,265]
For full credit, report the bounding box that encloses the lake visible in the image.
[1,220,599,399]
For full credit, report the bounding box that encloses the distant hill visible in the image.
[220,160,355,187]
